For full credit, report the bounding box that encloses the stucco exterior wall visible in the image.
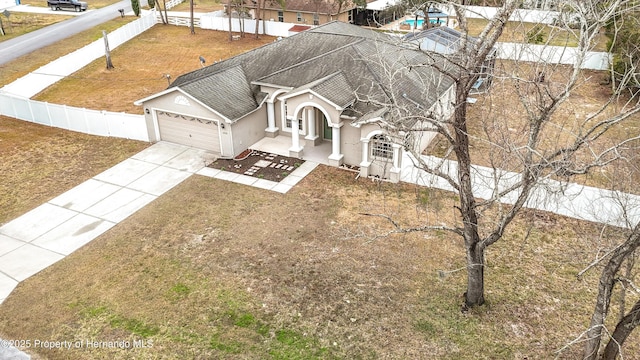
[230,107,269,157]
[341,123,362,166]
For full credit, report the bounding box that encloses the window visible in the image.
[371,134,393,159]
[277,11,284,22]
[297,12,303,22]
[286,117,303,131]
[313,13,319,25]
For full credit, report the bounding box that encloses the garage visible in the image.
[157,111,221,152]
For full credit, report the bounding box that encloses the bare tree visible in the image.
[561,158,640,359]
[255,0,286,39]
[367,0,640,309]
[582,225,640,359]
[156,0,169,25]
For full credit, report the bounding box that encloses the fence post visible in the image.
[45,102,53,126]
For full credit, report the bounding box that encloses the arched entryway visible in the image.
[289,102,343,166]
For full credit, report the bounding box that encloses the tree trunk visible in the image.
[228,0,232,42]
[453,78,484,308]
[254,0,260,39]
[602,298,640,360]
[102,30,114,70]
[240,11,245,37]
[163,0,168,25]
[190,0,195,34]
[465,242,485,307]
[583,226,640,360]
[261,0,266,35]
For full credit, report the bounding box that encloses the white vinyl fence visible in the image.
[496,42,611,70]
[0,92,149,141]
[442,5,560,24]
[0,11,156,142]
[198,11,304,38]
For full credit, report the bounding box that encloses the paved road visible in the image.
[0,1,146,66]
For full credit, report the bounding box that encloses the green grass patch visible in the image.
[77,303,159,338]
[109,316,159,338]
[168,282,191,299]
[209,332,246,354]
[270,329,330,360]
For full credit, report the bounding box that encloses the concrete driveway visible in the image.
[0,142,215,304]
[0,141,319,305]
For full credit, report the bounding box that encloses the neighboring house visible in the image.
[231,0,372,25]
[135,22,456,182]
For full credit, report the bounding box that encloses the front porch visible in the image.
[250,136,332,165]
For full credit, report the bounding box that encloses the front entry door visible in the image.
[323,117,332,140]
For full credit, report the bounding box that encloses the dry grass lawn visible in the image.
[426,59,640,192]
[33,25,276,113]
[0,116,148,224]
[1,165,638,359]
[170,0,223,12]
[0,16,136,86]
[1,15,639,360]
[462,18,610,51]
[0,13,72,42]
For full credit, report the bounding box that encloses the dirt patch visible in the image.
[209,149,304,182]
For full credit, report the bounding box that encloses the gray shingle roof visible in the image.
[282,71,355,109]
[169,21,456,122]
[181,65,259,120]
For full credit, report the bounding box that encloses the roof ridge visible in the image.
[287,70,345,93]
[254,38,364,83]
[172,62,246,88]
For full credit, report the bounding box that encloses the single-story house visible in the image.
[135,21,456,182]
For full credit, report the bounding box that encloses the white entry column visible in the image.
[359,138,371,178]
[289,116,303,158]
[265,100,278,137]
[328,122,344,167]
[305,107,318,145]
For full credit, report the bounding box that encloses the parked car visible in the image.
[47,0,88,12]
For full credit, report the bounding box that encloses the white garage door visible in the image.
[157,111,220,152]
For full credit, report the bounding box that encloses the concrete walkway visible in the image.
[0,7,154,99]
[0,141,318,304]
